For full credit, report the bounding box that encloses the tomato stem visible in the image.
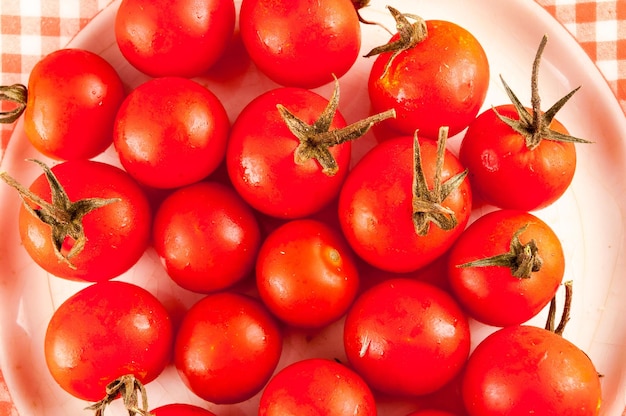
[412,126,468,236]
[0,159,119,268]
[545,280,573,336]
[351,0,393,34]
[278,76,395,176]
[86,375,153,416]
[0,84,28,124]
[456,224,544,279]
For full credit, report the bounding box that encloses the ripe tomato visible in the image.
[406,410,459,416]
[462,325,602,415]
[115,0,235,77]
[239,0,361,88]
[226,86,351,219]
[1,159,151,282]
[113,77,230,189]
[152,181,261,293]
[256,219,359,328]
[23,48,125,160]
[44,281,173,402]
[367,10,489,139]
[258,358,376,416]
[174,292,282,404]
[343,278,471,396]
[447,209,565,327]
[338,131,471,273]
[151,404,216,416]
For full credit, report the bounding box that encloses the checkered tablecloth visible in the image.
[0,1,625,415]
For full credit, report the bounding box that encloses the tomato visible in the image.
[447,209,565,327]
[22,48,125,160]
[44,281,173,402]
[343,278,471,396]
[256,219,359,328]
[367,10,489,139]
[115,0,235,77]
[406,410,460,416]
[338,131,471,273]
[174,292,282,404]
[458,35,587,211]
[258,358,376,416]
[151,404,216,416]
[239,0,361,88]
[152,181,260,293]
[0,159,151,282]
[226,86,351,219]
[462,325,602,415]
[113,77,230,189]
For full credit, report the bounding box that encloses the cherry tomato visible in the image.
[115,0,235,77]
[113,77,230,189]
[462,325,602,415]
[406,410,460,416]
[23,48,125,160]
[338,132,471,273]
[367,10,489,139]
[256,219,359,328]
[239,0,361,88]
[258,358,376,416]
[151,404,216,416]
[2,159,151,282]
[44,281,173,401]
[344,278,471,396]
[174,292,282,404]
[152,181,261,293]
[447,209,565,327]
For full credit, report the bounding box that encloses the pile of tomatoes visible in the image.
[0,0,604,415]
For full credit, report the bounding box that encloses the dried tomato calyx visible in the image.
[278,76,395,176]
[364,6,428,77]
[351,0,393,34]
[0,84,28,124]
[412,126,468,236]
[456,224,544,279]
[87,375,152,416]
[545,280,573,336]
[0,159,119,269]
[494,34,591,150]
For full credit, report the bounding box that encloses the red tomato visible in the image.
[256,219,359,328]
[44,281,173,401]
[367,11,489,139]
[152,181,261,293]
[462,325,602,415]
[338,133,471,273]
[4,159,151,282]
[174,292,282,404]
[226,87,351,219]
[239,0,361,88]
[115,0,235,77]
[344,278,471,396]
[447,209,565,327]
[113,77,230,189]
[258,358,377,416]
[459,104,577,211]
[406,411,460,416]
[151,404,216,416]
[23,48,125,160]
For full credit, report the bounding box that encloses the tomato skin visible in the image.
[406,411,459,416]
[343,278,471,396]
[18,160,151,282]
[258,358,377,416]
[226,87,351,219]
[23,48,125,160]
[338,135,471,273]
[113,77,230,189]
[44,281,173,402]
[462,325,602,416]
[459,104,576,211]
[174,292,282,404]
[152,181,261,293]
[256,219,359,328]
[447,209,564,327]
[150,404,216,416]
[239,0,361,88]
[368,20,489,139]
[115,0,235,77]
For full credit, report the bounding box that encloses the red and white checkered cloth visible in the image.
[0,1,624,415]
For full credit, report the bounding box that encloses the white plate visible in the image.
[1,0,625,415]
